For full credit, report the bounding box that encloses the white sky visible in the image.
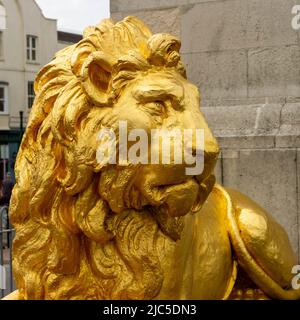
[35,0,110,34]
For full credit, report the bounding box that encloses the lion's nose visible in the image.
[204,136,219,158]
[187,120,219,179]
[188,125,219,159]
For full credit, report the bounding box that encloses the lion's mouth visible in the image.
[146,174,215,241]
[149,177,199,216]
[136,173,214,218]
[133,158,216,218]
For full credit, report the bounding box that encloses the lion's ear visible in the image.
[79,51,116,107]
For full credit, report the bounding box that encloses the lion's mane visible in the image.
[9,17,205,300]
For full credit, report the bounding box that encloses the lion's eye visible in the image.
[143,101,165,116]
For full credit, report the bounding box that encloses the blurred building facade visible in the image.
[111,0,300,257]
[0,0,81,183]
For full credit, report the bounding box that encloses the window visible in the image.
[28,81,35,108]
[0,83,8,113]
[0,4,6,30]
[26,35,37,62]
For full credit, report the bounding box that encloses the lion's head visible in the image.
[10,17,219,300]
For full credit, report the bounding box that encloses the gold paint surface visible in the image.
[6,16,300,300]
[227,188,298,289]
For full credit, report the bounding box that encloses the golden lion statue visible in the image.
[5,17,300,300]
